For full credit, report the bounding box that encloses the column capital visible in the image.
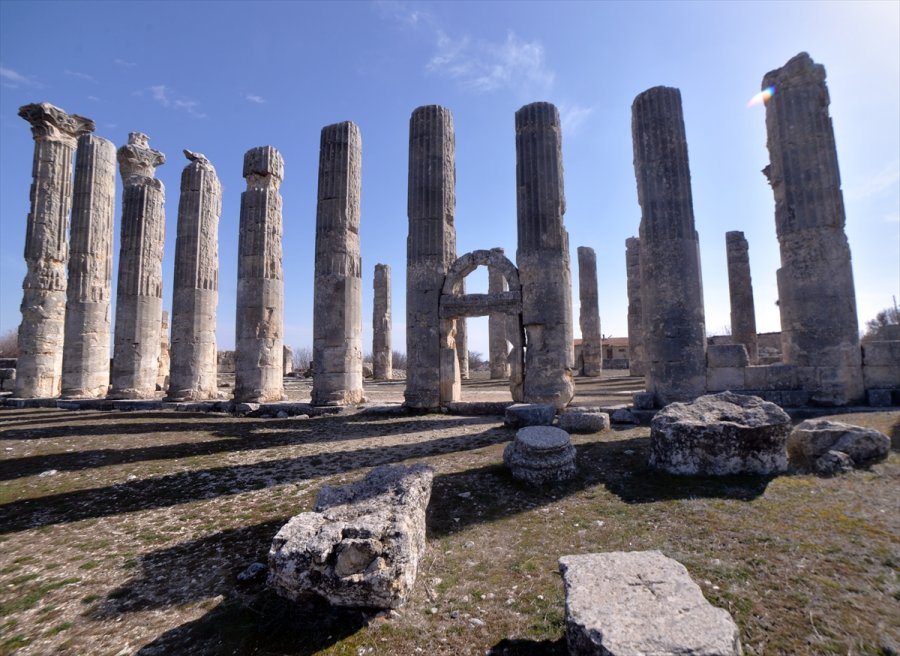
[118,132,165,180]
[18,102,94,146]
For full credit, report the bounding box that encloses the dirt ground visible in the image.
[0,374,898,655]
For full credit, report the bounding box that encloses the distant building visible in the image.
[574,336,630,373]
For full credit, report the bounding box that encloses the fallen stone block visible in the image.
[268,464,434,609]
[504,403,555,428]
[558,409,610,434]
[559,551,742,656]
[787,419,890,473]
[632,392,654,410]
[650,392,791,475]
[610,408,637,424]
[503,425,576,484]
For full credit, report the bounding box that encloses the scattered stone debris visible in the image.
[558,408,610,434]
[504,403,555,428]
[787,419,890,475]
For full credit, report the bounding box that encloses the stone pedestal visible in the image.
[625,237,645,377]
[725,231,758,364]
[373,263,392,381]
[489,248,510,379]
[167,150,221,401]
[15,103,95,398]
[110,133,166,399]
[61,133,116,398]
[577,246,603,376]
[235,146,285,403]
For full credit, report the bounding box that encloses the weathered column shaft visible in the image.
[405,105,457,409]
[577,246,603,376]
[625,237,646,376]
[373,263,392,381]
[61,133,115,398]
[632,87,707,406]
[235,146,285,403]
[110,132,166,399]
[167,151,222,400]
[763,52,863,405]
[312,122,364,406]
[455,299,468,380]
[16,103,95,398]
[157,311,170,390]
[489,247,510,379]
[515,102,574,408]
[725,231,758,364]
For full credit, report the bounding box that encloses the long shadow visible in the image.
[489,638,567,655]
[0,413,243,441]
[891,419,900,451]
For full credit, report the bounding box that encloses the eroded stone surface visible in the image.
[373,264,392,381]
[577,246,603,377]
[558,409,610,434]
[489,247,511,380]
[625,237,645,377]
[504,403,555,428]
[503,425,576,484]
[725,231,758,364]
[787,419,890,473]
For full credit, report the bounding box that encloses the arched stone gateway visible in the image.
[439,249,525,404]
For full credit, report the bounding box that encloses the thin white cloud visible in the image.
[0,65,39,88]
[846,159,900,201]
[558,103,594,135]
[150,84,170,107]
[87,95,101,102]
[138,85,206,118]
[374,1,431,28]
[245,93,266,104]
[65,69,98,84]
[114,58,137,68]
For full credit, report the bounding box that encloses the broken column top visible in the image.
[243,145,284,189]
[762,51,825,91]
[117,132,165,179]
[183,149,213,167]
[18,102,95,145]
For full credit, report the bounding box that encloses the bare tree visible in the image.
[862,297,900,342]
[0,329,18,357]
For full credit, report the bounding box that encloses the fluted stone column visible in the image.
[456,303,468,380]
[312,122,364,406]
[157,311,170,391]
[61,133,116,398]
[373,263,392,381]
[15,103,94,398]
[110,133,166,399]
[632,87,707,406]
[405,105,457,409]
[235,146,285,403]
[577,246,603,376]
[725,231,758,364]
[489,247,510,379]
[625,237,646,376]
[763,52,864,405]
[166,151,222,401]
[515,102,575,409]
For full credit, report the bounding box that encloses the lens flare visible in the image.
[747,85,776,108]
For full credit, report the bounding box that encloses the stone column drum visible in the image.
[456,306,468,380]
[110,133,166,399]
[373,263,392,381]
[61,133,116,398]
[625,236,646,377]
[15,103,95,398]
[235,146,285,403]
[762,52,864,405]
[489,247,511,379]
[312,122,364,406]
[167,151,222,401]
[405,105,457,409]
[515,102,575,409]
[157,310,170,391]
[725,231,758,364]
[632,87,707,406]
[577,246,603,376]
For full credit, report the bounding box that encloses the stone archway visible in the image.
[438,249,524,404]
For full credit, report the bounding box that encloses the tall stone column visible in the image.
[515,102,575,409]
[725,231,758,364]
[235,146,285,403]
[157,311,170,391]
[15,103,94,398]
[577,246,603,376]
[489,247,510,379]
[167,150,222,401]
[405,105,457,409]
[110,133,166,399]
[632,87,707,406]
[762,52,864,405]
[312,122,364,406]
[373,263,392,381]
[61,133,116,398]
[456,307,468,380]
[625,237,646,376]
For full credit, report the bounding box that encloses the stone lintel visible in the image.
[440,292,522,319]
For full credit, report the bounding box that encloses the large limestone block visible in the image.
[504,403,555,428]
[558,408,610,434]
[787,419,890,473]
[707,344,749,369]
[267,464,434,609]
[650,392,791,475]
[559,551,742,656]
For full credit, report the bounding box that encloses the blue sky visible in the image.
[1,0,898,357]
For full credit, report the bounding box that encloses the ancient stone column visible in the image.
[515,102,575,409]
[405,105,457,409]
[625,237,646,376]
[489,247,510,379]
[312,122,364,406]
[373,263,392,381]
[166,150,222,401]
[15,103,94,398]
[283,346,293,375]
[456,307,469,380]
[725,231,758,364]
[577,246,603,376]
[109,133,166,399]
[762,52,864,405]
[60,133,116,398]
[235,146,285,403]
[157,311,170,391]
[632,87,707,406]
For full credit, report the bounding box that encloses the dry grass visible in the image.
[0,393,898,656]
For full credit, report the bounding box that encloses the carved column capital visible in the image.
[18,102,94,147]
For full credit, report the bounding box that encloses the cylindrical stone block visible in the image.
[234,146,285,403]
[167,150,222,401]
[61,133,116,398]
[577,246,603,377]
[515,102,575,409]
[625,237,646,377]
[632,87,707,406]
[725,231,758,364]
[489,247,510,379]
[373,263,392,381]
